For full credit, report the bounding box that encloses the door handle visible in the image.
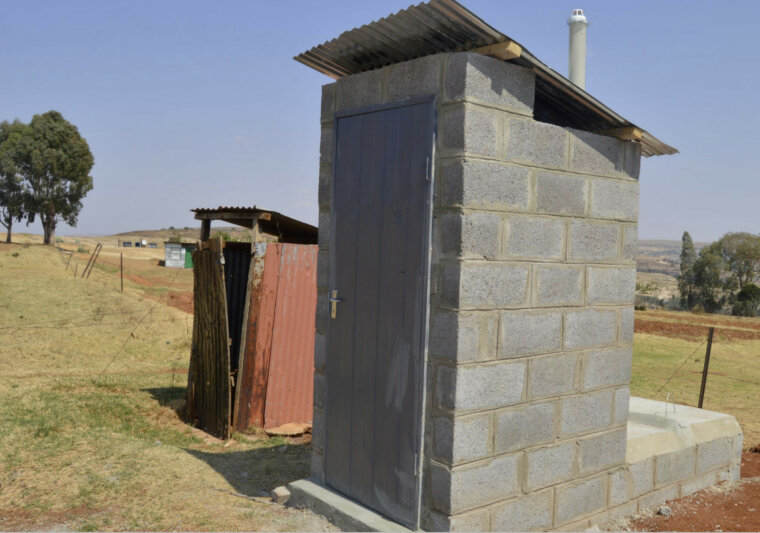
[329,290,343,319]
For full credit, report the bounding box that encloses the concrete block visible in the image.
[427,509,490,532]
[316,249,328,290]
[499,310,562,358]
[680,471,718,496]
[587,267,636,305]
[451,262,530,309]
[436,360,526,412]
[564,308,618,351]
[429,310,497,363]
[526,441,576,491]
[613,387,630,425]
[505,118,568,169]
[436,211,501,260]
[568,312,620,353]
[313,371,326,409]
[622,225,638,263]
[569,128,623,177]
[655,447,696,486]
[608,469,630,507]
[310,451,324,482]
[503,215,565,261]
[530,353,577,399]
[495,402,556,454]
[536,171,587,216]
[636,484,679,513]
[535,265,584,307]
[560,389,613,436]
[440,159,530,211]
[490,489,554,531]
[321,82,336,123]
[271,485,291,504]
[311,407,325,452]
[431,454,521,513]
[622,141,642,180]
[620,308,634,345]
[442,104,500,158]
[582,347,632,391]
[590,178,639,221]
[568,220,620,263]
[579,428,627,475]
[317,210,330,251]
[433,414,492,465]
[696,437,733,474]
[314,331,326,371]
[336,69,382,111]
[318,163,332,208]
[555,475,607,526]
[629,457,654,497]
[320,125,334,164]
[445,53,535,114]
[385,54,443,102]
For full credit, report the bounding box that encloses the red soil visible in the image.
[635,318,760,342]
[630,450,760,532]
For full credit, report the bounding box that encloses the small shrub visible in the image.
[77,246,89,254]
[634,304,646,311]
[55,237,64,243]
[11,252,19,258]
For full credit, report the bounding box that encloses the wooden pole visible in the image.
[84,243,103,279]
[64,253,73,271]
[120,253,124,292]
[81,245,98,278]
[73,263,78,278]
[698,327,715,408]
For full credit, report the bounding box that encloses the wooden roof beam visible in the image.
[602,127,643,142]
[473,40,522,61]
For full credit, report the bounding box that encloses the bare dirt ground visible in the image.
[626,450,760,532]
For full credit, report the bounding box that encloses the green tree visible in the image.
[0,120,31,243]
[733,283,760,317]
[711,232,760,290]
[16,111,94,245]
[678,231,697,309]
[692,243,733,313]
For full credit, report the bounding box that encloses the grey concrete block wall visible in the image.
[314,51,643,531]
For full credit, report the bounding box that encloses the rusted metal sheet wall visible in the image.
[263,244,317,429]
[235,243,281,430]
[233,242,317,431]
[187,238,232,439]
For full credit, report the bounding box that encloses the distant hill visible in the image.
[637,239,707,276]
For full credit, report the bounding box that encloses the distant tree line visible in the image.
[678,230,760,316]
[0,111,94,245]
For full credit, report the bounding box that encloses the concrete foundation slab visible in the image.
[287,478,413,532]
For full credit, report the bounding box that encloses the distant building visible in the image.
[164,242,196,268]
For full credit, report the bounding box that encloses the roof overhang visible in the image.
[295,0,676,157]
[192,206,318,244]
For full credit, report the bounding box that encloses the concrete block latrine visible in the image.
[288,2,741,531]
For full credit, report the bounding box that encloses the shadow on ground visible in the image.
[186,444,312,497]
[144,386,311,497]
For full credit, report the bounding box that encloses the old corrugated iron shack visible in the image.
[186,206,318,439]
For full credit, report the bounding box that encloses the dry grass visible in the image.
[0,243,333,531]
[632,310,760,448]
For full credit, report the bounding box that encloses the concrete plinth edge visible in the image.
[287,477,413,532]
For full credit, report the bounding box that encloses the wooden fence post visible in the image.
[120,253,124,292]
[698,327,715,408]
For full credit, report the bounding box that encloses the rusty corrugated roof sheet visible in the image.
[294,0,677,158]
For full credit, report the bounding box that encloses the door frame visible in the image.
[324,95,436,530]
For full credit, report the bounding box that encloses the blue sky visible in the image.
[2,0,758,242]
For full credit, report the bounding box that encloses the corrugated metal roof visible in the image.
[295,0,676,158]
[192,206,318,244]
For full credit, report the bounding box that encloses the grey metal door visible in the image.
[325,97,435,528]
